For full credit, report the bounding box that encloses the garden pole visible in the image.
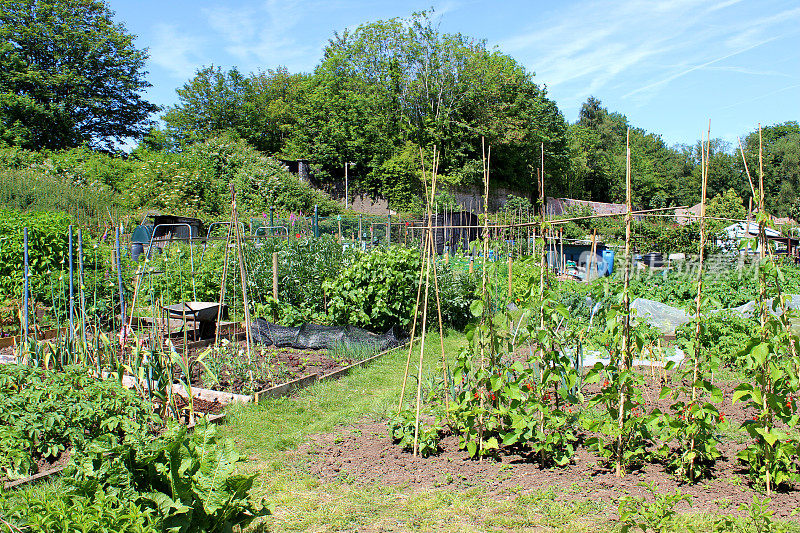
[478,139,492,460]
[313,205,319,238]
[116,225,125,338]
[398,150,434,416]
[214,216,234,347]
[508,246,513,300]
[270,206,274,237]
[23,228,29,344]
[757,125,772,496]
[272,251,279,323]
[690,120,711,481]
[387,213,391,245]
[78,229,87,347]
[617,129,633,478]
[413,149,438,456]
[231,184,254,384]
[359,214,363,249]
[69,225,75,341]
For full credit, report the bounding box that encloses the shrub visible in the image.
[324,246,420,331]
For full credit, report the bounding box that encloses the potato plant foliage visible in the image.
[0,364,157,480]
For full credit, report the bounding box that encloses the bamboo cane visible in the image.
[617,129,633,478]
[690,121,711,480]
[413,148,440,457]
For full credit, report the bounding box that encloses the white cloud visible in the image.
[200,0,322,72]
[149,23,206,79]
[496,0,800,108]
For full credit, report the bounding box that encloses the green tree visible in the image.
[741,121,800,216]
[706,188,747,235]
[285,11,568,205]
[162,66,250,148]
[0,0,158,150]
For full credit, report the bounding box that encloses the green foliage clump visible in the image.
[0,209,71,298]
[3,488,159,533]
[63,423,270,532]
[388,409,440,457]
[676,311,758,367]
[618,481,692,533]
[0,364,157,479]
[324,246,420,331]
[129,135,341,220]
[0,423,270,532]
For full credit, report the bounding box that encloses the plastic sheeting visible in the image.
[722,294,800,318]
[250,319,405,352]
[630,298,692,334]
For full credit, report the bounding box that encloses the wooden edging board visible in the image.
[0,327,68,349]
[252,344,400,404]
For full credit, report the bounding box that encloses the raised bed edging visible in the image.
[252,345,400,404]
[0,327,68,349]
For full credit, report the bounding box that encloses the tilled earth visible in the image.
[300,372,800,519]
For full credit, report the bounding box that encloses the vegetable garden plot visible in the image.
[181,338,384,397]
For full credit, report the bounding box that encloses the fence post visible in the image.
[387,213,392,245]
[313,205,319,238]
[359,214,363,249]
[23,228,29,343]
[68,225,74,340]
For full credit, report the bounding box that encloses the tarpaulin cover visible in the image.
[250,319,405,352]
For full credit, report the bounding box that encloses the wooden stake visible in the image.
[413,148,440,457]
[757,124,772,496]
[690,120,711,480]
[231,185,254,384]
[588,229,597,282]
[478,138,491,460]
[617,129,633,478]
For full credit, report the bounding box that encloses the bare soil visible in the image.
[300,372,800,518]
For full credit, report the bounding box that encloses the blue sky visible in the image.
[109,0,800,147]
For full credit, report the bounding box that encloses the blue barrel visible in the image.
[601,249,615,276]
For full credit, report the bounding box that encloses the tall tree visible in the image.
[285,11,569,206]
[162,66,249,147]
[0,0,158,150]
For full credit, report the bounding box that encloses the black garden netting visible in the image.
[249,319,406,352]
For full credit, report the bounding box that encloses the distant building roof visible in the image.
[722,222,787,240]
[674,202,703,225]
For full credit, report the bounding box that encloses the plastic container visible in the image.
[601,249,615,276]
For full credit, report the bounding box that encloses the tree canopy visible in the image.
[159,12,569,210]
[0,0,158,150]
